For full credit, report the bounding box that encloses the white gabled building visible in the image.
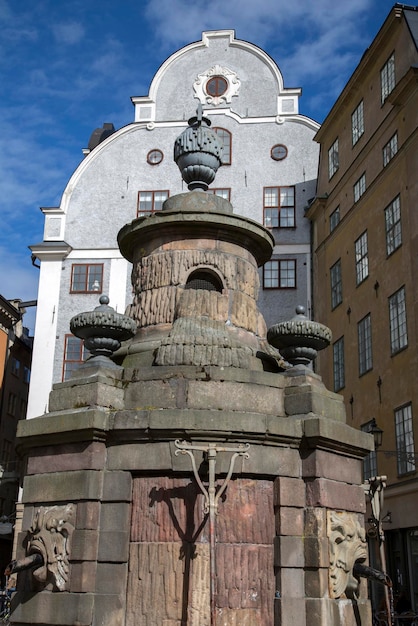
[28,30,320,419]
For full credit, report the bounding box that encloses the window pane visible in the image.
[213,128,231,165]
[330,260,342,309]
[385,196,402,255]
[389,287,408,354]
[328,139,339,178]
[395,404,415,474]
[358,314,372,375]
[352,101,364,145]
[383,133,398,167]
[330,207,340,232]
[381,52,395,104]
[264,188,279,207]
[333,337,345,392]
[72,265,87,291]
[280,260,296,288]
[355,231,368,285]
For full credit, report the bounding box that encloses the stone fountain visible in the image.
[11,107,374,625]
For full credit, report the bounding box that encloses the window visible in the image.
[71,264,103,293]
[263,259,296,289]
[213,128,231,165]
[395,403,415,475]
[20,398,27,419]
[137,190,169,217]
[147,149,163,165]
[263,186,295,228]
[383,132,398,166]
[207,188,231,201]
[381,52,395,104]
[11,358,20,377]
[353,173,366,203]
[362,422,378,480]
[62,335,88,381]
[355,231,368,285]
[271,144,288,161]
[385,195,402,256]
[328,138,339,179]
[358,314,372,375]
[185,269,223,292]
[7,393,17,416]
[0,440,12,465]
[206,76,228,98]
[330,259,342,309]
[389,286,408,354]
[352,101,364,145]
[333,337,345,392]
[23,366,31,384]
[330,206,340,232]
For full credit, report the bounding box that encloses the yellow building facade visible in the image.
[307,4,418,611]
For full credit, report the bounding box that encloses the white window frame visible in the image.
[333,337,345,392]
[355,231,369,285]
[328,138,339,179]
[358,313,373,376]
[353,173,366,203]
[383,132,398,167]
[395,403,415,475]
[330,259,342,309]
[385,195,402,256]
[381,52,395,104]
[351,100,364,145]
[389,286,408,354]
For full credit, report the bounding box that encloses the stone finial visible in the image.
[174,103,223,190]
[266,306,332,366]
[70,295,136,368]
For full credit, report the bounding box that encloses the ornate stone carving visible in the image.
[174,104,223,190]
[267,306,332,366]
[328,510,368,599]
[193,65,240,106]
[26,504,76,591]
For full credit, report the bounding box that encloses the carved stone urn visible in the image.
[70,295,136,366]
[174,103,223,190]
[267,305,332,366]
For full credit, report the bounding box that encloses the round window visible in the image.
[147,149,163,165]
[271,144,288,161]
[206,76,228,98]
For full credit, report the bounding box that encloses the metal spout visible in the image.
[353,562,392,587]
[5,553,44,576]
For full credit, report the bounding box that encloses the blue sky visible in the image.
[0,0,409,332]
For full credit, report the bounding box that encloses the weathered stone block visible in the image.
[93,593,125,626]
[71,530,99,561]
[70,561,97,593]
[284,383,346,421]
[187,380,284,416]
[273,476,305,507]
[274,597,306,626]
[274,536,304,568]
[98,531,129,562]
[76,501,101,530]
[275,507,304,536]
[304,536,329,568]
[100,502,130,532]
[302,448,362,484]
[304,507,327,538]
[124,378,179,410]
[102,471,132,502]
[276,567,305,598]
[10,591,94,625]
[22,470,103,503]
[95,562,128,595]
[48,378,124,412]
[304,567,330,598]
[26,441,106,475]
[305,478,366,513]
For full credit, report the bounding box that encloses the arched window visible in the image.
[213,128,232,165]
[185,269,223,293]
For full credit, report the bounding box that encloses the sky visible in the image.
[0,0,412,333]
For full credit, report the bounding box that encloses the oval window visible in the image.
[206,76,228,98]
[147,149,163,165]
[271,144,288,161]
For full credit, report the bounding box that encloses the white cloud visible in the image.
[51,20,85,45]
